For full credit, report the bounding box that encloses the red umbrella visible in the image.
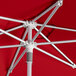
[0,0,76,76]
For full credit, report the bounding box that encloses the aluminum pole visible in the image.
[27,62,32,76]
[27,24,33,76]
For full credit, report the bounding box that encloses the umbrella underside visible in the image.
[0,0,76,76]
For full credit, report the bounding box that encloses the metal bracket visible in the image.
[25,41,37,51]
[23,21,37,29]
[72,64,76,69]
[58,0,63,7]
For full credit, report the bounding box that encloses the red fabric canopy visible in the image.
[0,0,76,76]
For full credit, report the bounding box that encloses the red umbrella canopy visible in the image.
[0,0,76,76]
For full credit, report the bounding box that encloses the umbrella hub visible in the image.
[24,41,37,52]
[24,21,37,29]
[25,41,37,63]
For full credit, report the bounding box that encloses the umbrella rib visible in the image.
[0,44,25,48]
[32,1,58,22]
[10,49,27,73]
[0,24,24,35]
[37,24,76,32]
[35,47,74,68]
[7,28,28,75]
[34,27,75,65]
[36,40,76,45]
[32,6,60,42]
[0,29,25,43]
[0,16,25,24]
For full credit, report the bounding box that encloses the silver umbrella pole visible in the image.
[26,22,33,76]
[26,21,37,76]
